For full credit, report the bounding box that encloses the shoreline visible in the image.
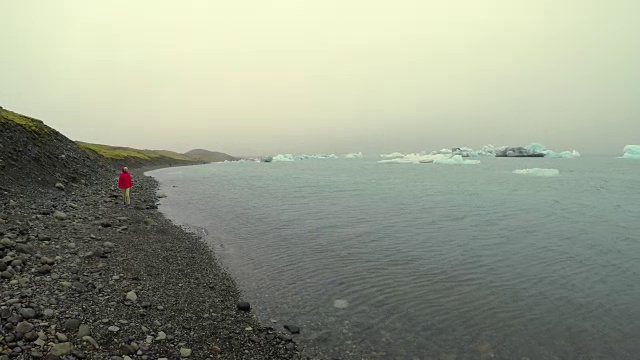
[0,166,301,359]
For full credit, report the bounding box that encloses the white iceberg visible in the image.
[271,154,296,162]
[344,152,364,159]
[433,155,481,165]
[620,145,640,159]
[379,153,450,164]
[380,152,405,158]
[526,143,580,158]
[268,153,339,162]
[513,168,560,176]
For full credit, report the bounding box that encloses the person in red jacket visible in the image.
[118,167,132,206]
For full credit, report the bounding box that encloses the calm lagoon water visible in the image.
[149,156,640,359]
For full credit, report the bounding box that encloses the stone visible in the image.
[50,342,74,356]
[53,211,68,220]
[38,265,52,274]
[64,318,81,330]
[237,301,251,311]
[55,183,65,190]
[11,259,23,267]
[72,282,87,292]
[179,348,191,358]
[0,308,11,318]
[43,309,54,317]
[0,270,12,279]
[20,308,36,319]
[108,326,120,332]
[119,344,135,355]
[24,331,38,342]
[82,336,99,349]
[155,331,166,341]
[125,291,137,302]
[15,244,33,254]
[57,333,68,341]
[40,257,55,265]
[78,324,91,338]
[15,321,34,333]
[284,324,300,334]
[0,238,14,247]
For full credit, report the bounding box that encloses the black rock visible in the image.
[15,244,33,254]
[72,282,87,292]
[284,325,300,334]
[119,344,135,355]
[71,350,86,359]
[237,301,251,312]
[1,308,11,319]
[24,331,38,342]
[64,318,81,330]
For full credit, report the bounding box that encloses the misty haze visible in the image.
[1,1,640,359]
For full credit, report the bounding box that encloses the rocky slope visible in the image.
[0,109,110,191]
[0,174,302,359]
[0,109,303,359]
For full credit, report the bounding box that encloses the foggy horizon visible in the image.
[2,1,638,156]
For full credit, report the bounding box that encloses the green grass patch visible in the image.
[0,109,50,134]
[76,142,191,161]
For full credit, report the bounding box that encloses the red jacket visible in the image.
[118,169,132,189]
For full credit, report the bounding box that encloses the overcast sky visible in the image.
[2,0,638,155]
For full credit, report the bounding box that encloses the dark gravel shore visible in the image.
[0,171,303,359]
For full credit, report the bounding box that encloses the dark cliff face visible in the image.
[0,109,110,191]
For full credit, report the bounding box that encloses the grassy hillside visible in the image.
[76,142,204,169]
[184,148,240,162]
[76,142,191,161]
[0,108,51,135]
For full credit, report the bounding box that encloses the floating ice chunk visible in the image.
[546,150,581,158]
[621,145,640,159]
[513,168,560,176]
[525,143,547,153]
[271,154,296,162]
[333,299,349,309]
[269,153,339,162]
[344,152,363,159]
[380,152,405,158]
[379,153,450,164]
[527,143,580,158]
[477,144,498,156]
[433,155,481,165]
